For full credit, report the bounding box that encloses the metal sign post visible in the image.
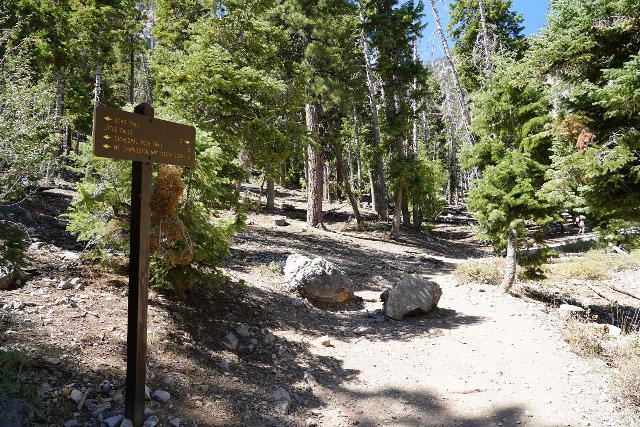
[92,103,195,425]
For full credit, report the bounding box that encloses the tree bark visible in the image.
[359,15,388,220]
[266,178,275,211]
[428,0,474,146]
[390,186,403,239]
[401,192,410,227]
[354,113,363,193]
[334,145,362,224]
[54,67,63,131]
[447,123,458,204]
[305,103,324,227]
[502,228,518,293]
[412,34,419,155]
[323,161,330,201]
[478,0,493,75]
[94,62,103,106]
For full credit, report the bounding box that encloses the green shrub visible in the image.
[66,109,245,292]
[453,258,503,285]
[0,222,28,269]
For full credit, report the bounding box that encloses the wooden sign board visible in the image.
[93,105,196,167]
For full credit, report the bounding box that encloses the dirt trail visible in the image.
[231,187,636,426]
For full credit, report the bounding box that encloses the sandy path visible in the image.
[281,272,632,427]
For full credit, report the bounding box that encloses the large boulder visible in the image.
[381,274,442,320]
[284,254,355,303]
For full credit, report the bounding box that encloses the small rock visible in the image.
[164,376,176,386]
[291,298,305,307]
[91,402,112,418]
[143,415,159,427]
[70,389,83,404]
[168,417,181,427]
[218,359,230,371]
[121,419,133,427]
[303,371,318,389]
[145,385,150,400]
[603,324,622,337]
[60,250,81,263]
[151,389,171,403]
[269,386,291,415]
[319,336,333,347]
[275,217,288,226]
[102,414,124,427]
[223,332,239,350]
[354,326,374,335]
[64,420,79,427]
[57,280,73,290]
[263,332,276,345]
[236,324,251,337]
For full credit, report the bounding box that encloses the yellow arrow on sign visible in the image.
[104,135,111,140]
[104,116,112,121]
[103,144,111,149]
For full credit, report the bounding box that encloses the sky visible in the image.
[418,0,550,60]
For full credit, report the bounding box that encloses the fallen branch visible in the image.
[584,282,617,304]
[605,283,640,301]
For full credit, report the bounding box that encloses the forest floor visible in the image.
[1,183,639,426]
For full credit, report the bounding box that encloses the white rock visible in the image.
[223,332,238,350]
[558,304,585,320]
[286,256,355,303]
[381,274,442,320]
[70,389,83,404]
[57,280,73,290]
[102,415,123,427]
[269,386,291,415]
[354,326,374,335]
[284,254,312,282]
[151,389,171,403]
[143,415,159,427]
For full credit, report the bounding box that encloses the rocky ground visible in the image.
[1,184,639,426]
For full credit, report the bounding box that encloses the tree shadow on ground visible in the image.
[319,385,533,427]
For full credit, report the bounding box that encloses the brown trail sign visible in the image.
[93,103,195,426]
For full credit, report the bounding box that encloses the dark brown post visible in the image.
[125,102,154,426]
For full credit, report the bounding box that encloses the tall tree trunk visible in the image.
[334,145,362,224]
[354,113,363,193]
[323,161,330,201]
[428,0,474,146]
[401,192,410,227]
[54,67,63,131]
[447,123,457,204]
[266,178,275,211]
[305,103,324,227]
[347,147,354,190]
[129,36,135,104]
[93,62,103,106]
[390,187,403,239]
[478,0,493,75]
[359,16,388,220]
[412,34,419,155]
[502,228,517,292]
[412,201,421,231]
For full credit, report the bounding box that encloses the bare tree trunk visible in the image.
[129,36,135,104]
[478,0,493,74]
[502,228,518,292]
[428,0,474,146]
[93,62,103,106]
[412,34,419,154]
[347,147,354,190]
[334,145,362,224]
[306,103,324,227]
[447,123,457,204]
[323,161,330,201]
[266,178,275,211]
[354,113,363,193]
[390,187,403,239]
[54,67,63,131]
[359,15,388,220]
